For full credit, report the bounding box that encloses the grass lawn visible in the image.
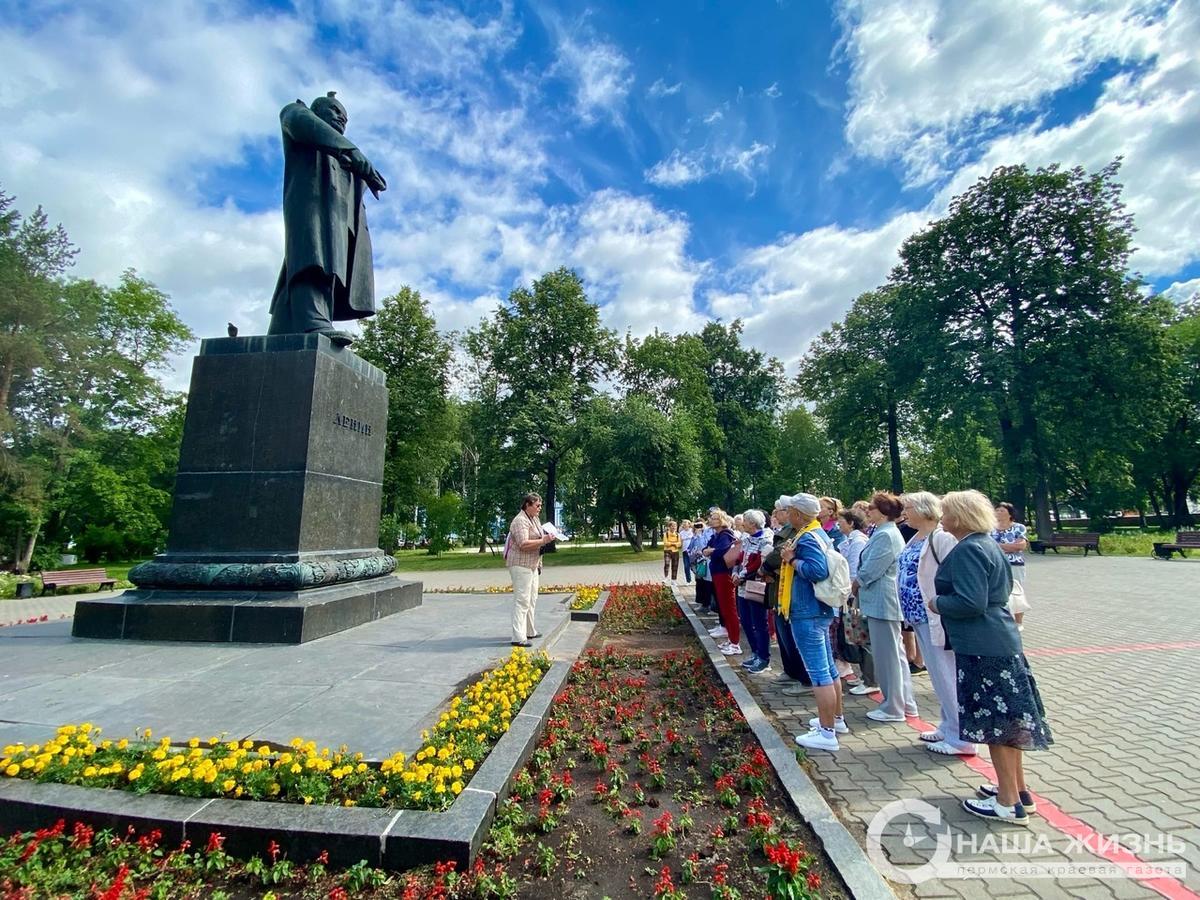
[391,542,653,571]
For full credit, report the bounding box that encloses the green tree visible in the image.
[355,286,455,522]
[579,396,700,550]
[466,268,619,522]
[796,287,912,494]
[1,195,192,570]
[697,321,782,510]
[893,161,1167,536]
[422,490,463,556]
[1139,297,1200,525]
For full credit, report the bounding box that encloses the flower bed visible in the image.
[0,818,399,899]
[393,644,835,898]
[600,582,683,633]
[567,585,602,610]
[0,649,549,812]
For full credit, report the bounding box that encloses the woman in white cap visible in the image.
[782,492,845,751]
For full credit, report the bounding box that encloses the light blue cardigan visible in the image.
[855,521,904,621]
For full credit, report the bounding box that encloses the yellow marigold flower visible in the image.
[242,740,254,750]
[291,764,302,774]
[128,768,142,782]
[4,764,20,777]
[177,767,190,779]
[463,759,475,771]
[227,741,240,752]
[143,728,152,739]
[257,745,270,756]
[343,799,355,807]
[451,781,463,794]
[188,738,200,749]
[83,766,97,778]
[223,779,236,792]
[208,737,219,746]
[235,786,244,797]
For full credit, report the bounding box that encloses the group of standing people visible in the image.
[677,489,1050,826]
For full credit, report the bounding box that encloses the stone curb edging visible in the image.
[0,658,578,872]
[568,589,610,621]
[671,587,897,900]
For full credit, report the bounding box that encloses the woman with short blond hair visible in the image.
[930,490,1053,825]
[901,491,975,756]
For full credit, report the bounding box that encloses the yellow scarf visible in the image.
[778,520,822,620]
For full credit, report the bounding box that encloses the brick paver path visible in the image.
[685,554,1200,899]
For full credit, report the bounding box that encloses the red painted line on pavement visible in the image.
[1025,640,1200,657]
[876,701,1200,899]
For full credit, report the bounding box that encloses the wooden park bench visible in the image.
[40,568,116,595]
[1153,531,1200,560]
[1029,532,1101,557]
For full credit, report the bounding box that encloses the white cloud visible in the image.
[719,212,928,372]
[837,0,1166,183]
[1163,277,1200,304]
[572,191,708,337]
[552,34,634,126]
[644,143,773,190]
[932,0,1200,277]
[644,151,708,187]
[703,108,724,124]
[647,78,683,98]
[764,82,782,98]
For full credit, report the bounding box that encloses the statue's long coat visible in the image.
[269,101,375,321]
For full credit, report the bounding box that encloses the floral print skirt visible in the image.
[956,654,1054,750]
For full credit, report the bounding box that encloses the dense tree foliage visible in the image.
[1,189,192,570]
[356,286,455,522]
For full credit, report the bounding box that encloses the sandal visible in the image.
[925,740,976,756]
[918,730,943,743]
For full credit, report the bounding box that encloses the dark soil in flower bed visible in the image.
[470,622,846,899]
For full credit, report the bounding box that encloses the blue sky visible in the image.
[2,0,1198,384]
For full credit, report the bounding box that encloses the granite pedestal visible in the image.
[73,333,421,643]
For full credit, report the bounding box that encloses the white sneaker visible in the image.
[866,708,906,723]
[849,684,878,695]
[809,716,849,734]
[719,641,743,656]
[962,795,1029,825]
[708,626,728,639]
[794,728,839,752]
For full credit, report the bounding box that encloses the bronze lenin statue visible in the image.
[268,92,387,346]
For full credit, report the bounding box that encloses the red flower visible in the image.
[205,832,225,853]
[72,822,94,849]
[652,811,674,835]
[267,839,280,863]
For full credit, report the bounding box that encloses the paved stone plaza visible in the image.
[690,554,1200,899]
